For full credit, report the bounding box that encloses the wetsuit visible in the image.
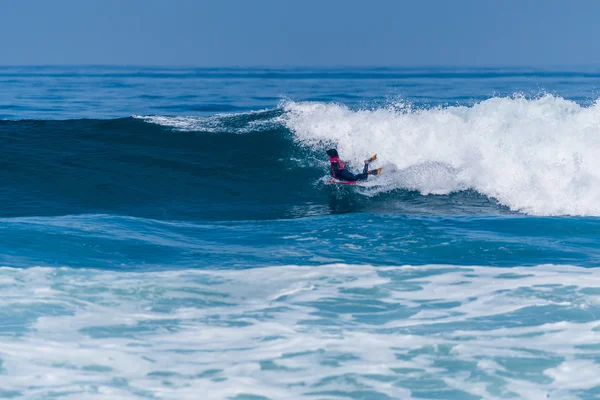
[330,157,370,181]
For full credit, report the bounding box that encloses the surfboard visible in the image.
[326,168,382,185]
[327,179,357,185]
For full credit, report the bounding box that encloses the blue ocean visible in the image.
[2,66,600,399]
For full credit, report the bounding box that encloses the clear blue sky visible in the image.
[1,0,599,66]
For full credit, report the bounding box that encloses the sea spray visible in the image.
[283,96,600,215]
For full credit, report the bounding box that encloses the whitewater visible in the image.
[282,95,600,216]
[2,264,600,399]
[2,66,600,399]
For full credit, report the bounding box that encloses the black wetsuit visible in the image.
[332,162,369,181]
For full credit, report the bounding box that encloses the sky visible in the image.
[1,0,599,66]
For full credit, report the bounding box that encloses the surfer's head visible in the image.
[326,149,338,158]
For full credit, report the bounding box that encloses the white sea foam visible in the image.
[1,264,600,399]
[283,96,600,216]
[134,109,275,134]
[135,115,220,132]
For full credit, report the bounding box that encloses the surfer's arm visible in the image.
[331,161,340,176]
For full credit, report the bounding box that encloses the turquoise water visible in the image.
[2,67,600,399]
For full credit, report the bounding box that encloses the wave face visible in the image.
[4,95,600,219]
[1,112,313,220]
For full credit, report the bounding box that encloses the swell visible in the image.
[0,113,320,220]
[2,213,599,269]
[3,94,600,220]
[0,111,511,221]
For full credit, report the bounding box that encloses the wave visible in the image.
[2,95,600,218]
[0,113,325,221]
[283,95,600,216]
[1,263,599,398]
[2,212,599,269]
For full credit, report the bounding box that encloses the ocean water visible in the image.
[2,66,600,399]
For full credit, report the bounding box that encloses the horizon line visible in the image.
[1,64,600,70]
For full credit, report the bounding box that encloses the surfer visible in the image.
[326,149,381,182]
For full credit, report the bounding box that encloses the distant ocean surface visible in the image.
[2,66,600,399]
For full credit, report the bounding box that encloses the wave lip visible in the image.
[134,108,282,134]
[283,95,600,216]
